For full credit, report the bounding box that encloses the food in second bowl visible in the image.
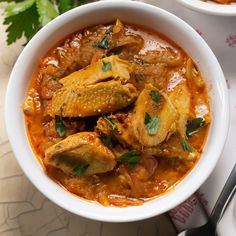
[22,19,211,207]
[204,0,236,4]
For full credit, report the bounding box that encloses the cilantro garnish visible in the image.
[104,116,116,130]
[150,90,160,103]
[181,138,193,153]
[73,164,88,176]
[102,61,112,72]
[93,36,109,49]
[144,112,160,136]
[186,117,205,137]
[55,116,67,137]
[105,26,113,36]
[117,150,141,169]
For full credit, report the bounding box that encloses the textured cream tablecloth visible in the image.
[0,5,176,236]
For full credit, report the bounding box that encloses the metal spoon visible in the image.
[178,163,236,236]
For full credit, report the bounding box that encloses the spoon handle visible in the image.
[210,164,236,227]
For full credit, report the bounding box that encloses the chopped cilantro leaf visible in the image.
[105,26,113,36]
[144,112,160,136]
[186,117,205,137]
[55,116,67,137]
[104,116,116,130]
[93,36,109,49]
[182,138,193,153]
[73,164,88,176]
[117,150,141,169]
[150,90,160,103]
[102,61,112,72]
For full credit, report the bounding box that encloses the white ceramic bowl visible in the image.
[177,0,236,16]
[5,1,229,222]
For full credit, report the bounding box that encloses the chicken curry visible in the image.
[22,19,211,207]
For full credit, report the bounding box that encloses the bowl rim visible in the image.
[5,0,229,222]
[177,0,236,16]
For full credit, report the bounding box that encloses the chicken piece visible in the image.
[143,133,199,161]
[132,84,178,147]
[96,114,140,150]
[96,114,198,161]
[139,48,183,67]
[109,35,144,60]
[50,80,137,117]
[45,132,116,175]
[185,58,205,89]
[112,19,124,35]
[77,25,108,68]
[129,61,167,92]
[60,55,132,87]
[168,80,192,138]
[109,19,144,60]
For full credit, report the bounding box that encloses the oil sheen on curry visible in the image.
[23,19,211,207]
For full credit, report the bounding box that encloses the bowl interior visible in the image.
[177,0,236,16]
[5,1,229,222]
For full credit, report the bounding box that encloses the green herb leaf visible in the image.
[73,164,88,176]
[117,150,141,169]
[181,138,193,153]
[93,36,109,49]
[55,116,67,137]
[186,117,205,137]
[144,112,160,136]
[102,61,112,72]
[36,0,58,26]
[58,0,73,13]
[150,90,160,103]
[104,116,116,130]
[4,3,40,45]
[0,0,23,2]
[5,0,35,17]
[105,26,113,36]
[101,135,114,148]
[2,0,88,45]
[74,0,86,6]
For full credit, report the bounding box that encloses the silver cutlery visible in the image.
[178,163,236,236]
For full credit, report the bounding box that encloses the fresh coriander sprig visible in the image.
[2,0,88,45]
